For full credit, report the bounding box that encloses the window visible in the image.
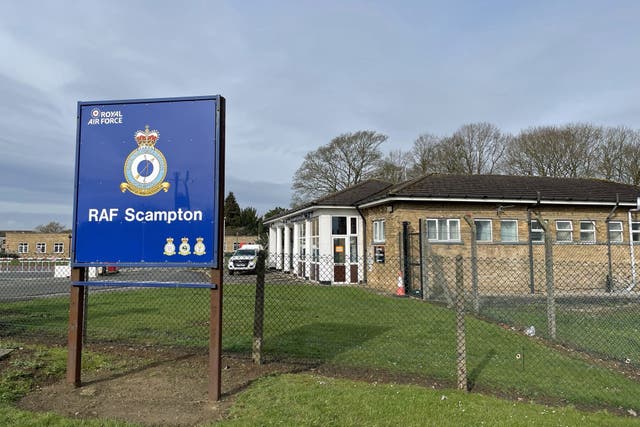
[18,242,28,253]
[349,217,357,235]
[579,221,596,243]
[373,220,385,243]
[608,221,623,243]
[232,242,241,250]
[36,242,46,254]
[332,216,347,235]
[349,236,358,262]
[54,242,64,254]
[474,219,492,242]
[311,218,320,262]
[426,219,461,242]
[632,222,640,243]
[530,220,544,243]
[500,220,518,243]
[556,220,572,242]
[298,223,306,260]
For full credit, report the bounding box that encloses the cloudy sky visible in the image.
[1,1,639,230]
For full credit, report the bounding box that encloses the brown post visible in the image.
[67,267,86,387]
[209,268,223,400]
[455,255,467,391]
[253,251,267,365]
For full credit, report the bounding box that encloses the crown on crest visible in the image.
[134,125,160,147]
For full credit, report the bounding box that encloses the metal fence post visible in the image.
[455,255,467,391]
[253,250,267,365]
[420,219,430,300]
[535,214,557,340]
[463,215,479,314]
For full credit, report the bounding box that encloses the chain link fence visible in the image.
[1,248,640,412]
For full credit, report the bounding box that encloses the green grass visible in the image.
[482,300,640,364]
[218,374,640,427]
[2,285,640,411]
[0,406,137,427]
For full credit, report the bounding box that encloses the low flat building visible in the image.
[266,174,640,295]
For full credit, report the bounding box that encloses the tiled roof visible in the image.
[360,174,640,205]
[265,180,393,222]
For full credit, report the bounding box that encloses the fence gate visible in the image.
[401,221,423,298]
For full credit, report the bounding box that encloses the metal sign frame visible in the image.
[71,95,224,268]
[67,95,226,401]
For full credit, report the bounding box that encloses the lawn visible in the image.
[2,284,640,411]
[481,299,640,365]
[1,344,639,426]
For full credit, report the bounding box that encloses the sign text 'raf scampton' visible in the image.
[87,207,203,224]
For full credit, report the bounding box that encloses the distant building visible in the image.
[0,231,71,258]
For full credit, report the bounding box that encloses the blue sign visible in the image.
[72,96,225,267]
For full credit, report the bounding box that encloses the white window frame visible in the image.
[36,242,46,254]
[530,220,544,243]
[474,219,492,243]
[53,242,64,254]
[373,220,385,243]
[608,221,623,243]
[632,222,640,243]
[18,242,29,253]
[426,218,461,242]
[579,221,596,243]
[556,220,573,243]
[500,220,518,243]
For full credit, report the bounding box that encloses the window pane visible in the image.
[438,219,447,240]
[556,221,572,242]
[373,220,385,242]
[530,221,544,242]
[332,217,347,235]
[449,220,460,241]
[501,221,517,242]
[350,236,358,262]
[427,220,437,240]
[580,222,595,242]
[609,222,623,243]
[350,218,357,235]
[475,220,492,242]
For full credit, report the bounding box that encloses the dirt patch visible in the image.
[17,345,306,426]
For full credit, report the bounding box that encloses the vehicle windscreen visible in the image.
[234,249,256,256]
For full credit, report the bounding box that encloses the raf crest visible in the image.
[120,125,170,196]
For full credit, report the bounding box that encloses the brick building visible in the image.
[1,231,71,258]
[266,174,640,294]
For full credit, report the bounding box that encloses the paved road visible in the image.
[0,268,310,301]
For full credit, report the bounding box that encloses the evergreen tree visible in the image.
[224,192,241,227]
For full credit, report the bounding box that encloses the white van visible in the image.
[228,244,263,275]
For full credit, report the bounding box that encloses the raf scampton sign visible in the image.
[72,96,225,267]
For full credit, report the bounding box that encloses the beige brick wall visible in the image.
[363,202,640,295]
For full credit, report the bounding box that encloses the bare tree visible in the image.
[291,131,387,206]
[35,221,68,233]
[376,149,412,184]
[596,126,640,183]
[506,124,601,178]
[444,123,508,174]
[408,133,442,178]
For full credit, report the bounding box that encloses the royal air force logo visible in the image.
[120,125,170,196]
